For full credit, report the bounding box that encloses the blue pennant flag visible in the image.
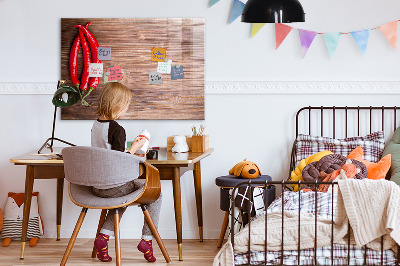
[209,0,221,7]
[323,33,341,58]
[229,0,245,24]
[351,29,371,55]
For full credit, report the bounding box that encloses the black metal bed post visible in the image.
[331,182,334,265]
[281,181,285,266]
[298,180,301,266]
[314,180,318,266]
[247,180,252,264]
[264,180,268,266]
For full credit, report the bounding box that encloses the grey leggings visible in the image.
[92,180,162,240]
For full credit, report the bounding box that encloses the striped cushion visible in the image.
[1,217,40,240]
[295,131,385,166]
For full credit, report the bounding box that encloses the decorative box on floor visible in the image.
[215,175,275,248]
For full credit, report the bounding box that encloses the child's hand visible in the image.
[129,137,147,155]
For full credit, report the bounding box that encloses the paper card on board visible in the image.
[88,63,103,77]
[171,65,184,80]
[157,60,172,74]
[151,47,167,62]
[107,66,122,81]
[98,47,111,60]
[148,70,163,84]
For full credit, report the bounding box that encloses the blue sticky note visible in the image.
[171,65,184,80]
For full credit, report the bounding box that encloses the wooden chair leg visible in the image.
[217,211,230,248]
[60,208,88,266]
[141,205,171,263]
[91,209,108,258]
[114,210,121,266]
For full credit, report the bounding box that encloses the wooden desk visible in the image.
[10,147,213,261]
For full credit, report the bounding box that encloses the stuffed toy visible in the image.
[289,150,333,191]
[348,146,391,180]
[317,160,360,193]
[1,192,44,247]
[229,159,261,179]
[172,135,189,153]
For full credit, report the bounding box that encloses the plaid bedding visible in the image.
[294,131,385,166]
[234,191,397,265]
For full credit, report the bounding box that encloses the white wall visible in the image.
[1,0,400,240]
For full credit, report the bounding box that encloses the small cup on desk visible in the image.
[191,135,209,153]
[146,150,158,160]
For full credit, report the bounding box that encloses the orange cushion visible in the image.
[347,146,391,180]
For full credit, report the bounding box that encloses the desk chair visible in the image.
[60,146,171,265]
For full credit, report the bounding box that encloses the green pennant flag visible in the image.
[209,0,220,7]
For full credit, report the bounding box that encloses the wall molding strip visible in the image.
[1,81,400,95]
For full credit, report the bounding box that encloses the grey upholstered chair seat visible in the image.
[69,180,145,208]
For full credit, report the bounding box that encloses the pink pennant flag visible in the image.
[378,21,398,50]
[298,29,318,58]
[275,23,293,49]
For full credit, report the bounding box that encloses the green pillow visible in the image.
[382,126,400,184]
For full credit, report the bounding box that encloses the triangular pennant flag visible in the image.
[323,33,341,58]
[378,21,398,50]
[351,29,370,55]
[298,29,317,58]
[209,0,220,7]
[251,23,266,38]
[275,23,293,49]
[229,0,245,24]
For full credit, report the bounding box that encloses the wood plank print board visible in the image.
[61,18,205,120]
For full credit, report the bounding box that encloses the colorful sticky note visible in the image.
[98,47,111,60]
[88,63,103,77]
[151,47,167,62]
[171,65,184,80]
[104,72,117,83]
[157,60,172,74]
[107,66,122,81]
[149,70,163,85]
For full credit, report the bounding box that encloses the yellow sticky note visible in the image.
[151,47,167,62]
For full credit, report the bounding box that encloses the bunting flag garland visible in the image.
[209,0,220,7]
[208,4,400,58]
[229,0,245,24]
[323,33,341,58]
[378,21,398,50]
[275,23,293,49]
[351,29,370,55]
[298,29,317,58]
[251,23,266,38]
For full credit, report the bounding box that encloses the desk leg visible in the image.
[20,165,34,259]
[56,178,64,241]
[193,161,203,242]
[172,167,183,261]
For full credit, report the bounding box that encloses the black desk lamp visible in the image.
[38,80,80,154]
[241,0,305,23]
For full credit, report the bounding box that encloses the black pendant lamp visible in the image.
[242,0,305,23]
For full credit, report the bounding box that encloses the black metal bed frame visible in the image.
[231,106,400,266]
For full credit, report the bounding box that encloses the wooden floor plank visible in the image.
[0,239,221,265]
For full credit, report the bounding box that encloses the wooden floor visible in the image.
[0,239,221,265]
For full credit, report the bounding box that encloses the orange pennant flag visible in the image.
[378,21,398,50]
[275,23,293,49]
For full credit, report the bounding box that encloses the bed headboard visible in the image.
[290,106,400,178]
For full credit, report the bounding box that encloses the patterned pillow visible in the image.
[294,131,385,166]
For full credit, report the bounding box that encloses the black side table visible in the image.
[215,175,275,248]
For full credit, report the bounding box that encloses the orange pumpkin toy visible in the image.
[229,159,261,179]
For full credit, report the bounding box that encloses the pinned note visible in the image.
[98,47,111,60]
[157,59,172,74]
[151,47,167,62]
[107,66,122,81]
[171,65,184,80]
[88,63,103,77]
[148,70,163,85]
[104,72,117,83]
